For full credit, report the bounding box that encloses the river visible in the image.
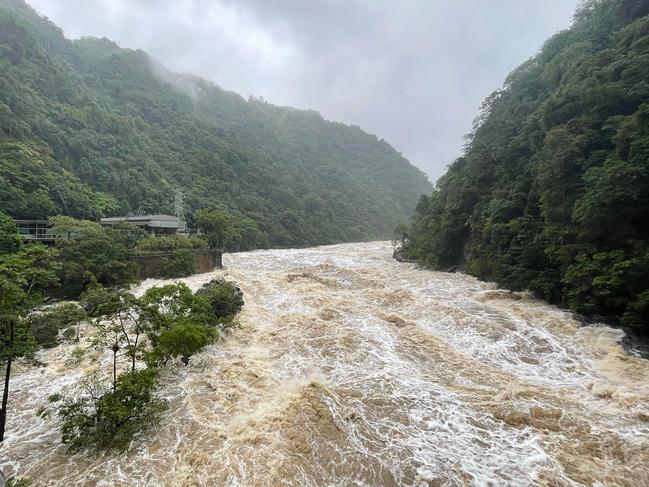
[2,241,649,486]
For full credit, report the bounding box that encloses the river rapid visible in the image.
[2,241,649,486]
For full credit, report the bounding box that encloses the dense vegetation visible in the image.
[54,280,242,451]
[399,0,649,333]
[0,0,431,249]
[0,213,58,441]
[57,280,243,451]
[0,209,244,447]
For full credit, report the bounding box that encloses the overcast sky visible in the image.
[30,0,580,182]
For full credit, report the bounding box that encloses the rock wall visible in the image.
[133,250,222,279]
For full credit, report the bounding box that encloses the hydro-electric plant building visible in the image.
[100,214,187,236]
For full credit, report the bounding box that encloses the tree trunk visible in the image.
[112,347,118,392]
[0,322,15,442]
[131,333,139,371]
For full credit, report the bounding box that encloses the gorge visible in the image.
[2,242,648,486]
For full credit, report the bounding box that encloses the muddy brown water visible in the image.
[2,242,648,486]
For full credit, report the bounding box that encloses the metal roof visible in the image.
[100,214,179,223]
[14,219,51,224]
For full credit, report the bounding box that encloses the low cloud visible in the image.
[30,0,579,181]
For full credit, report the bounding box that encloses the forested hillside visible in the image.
[399,0,649,332]
[0,0,431,248]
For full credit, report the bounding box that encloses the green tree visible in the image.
[26,302,87,347]
[50,216,138,297]
[134,235,207,253]
[0,236,58,442]
[400,0,649,333]
[156,322,214,366]
[139,283,218,350]
[92,290,143,384]
[78,283,114,316]
[159,249,195,278]
[59,368,166,451]
[0,212,21,254]
[57,278,244,451]
[57,280,238,451]
[194,209,230,252]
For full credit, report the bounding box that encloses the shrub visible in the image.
[59,369,166,451]
[79,284,113,318]
[156,322,215,365]
[140,283,219,364]
[135,235,207,254]
[68,347,86,365]
[6,478,32,487]
[26,302,87,347]
[159,249,195,278]
[48,393,62,403]
[62,327,76,340]
[195,279,244,319]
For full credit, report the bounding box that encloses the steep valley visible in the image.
[2,242,648,486]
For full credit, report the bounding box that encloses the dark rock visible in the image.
[392,249,415,263]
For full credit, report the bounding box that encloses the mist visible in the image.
[29,0,580,181]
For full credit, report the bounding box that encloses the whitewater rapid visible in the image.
[2,242,648,486]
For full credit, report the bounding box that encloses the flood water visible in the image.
[2,241,649,486]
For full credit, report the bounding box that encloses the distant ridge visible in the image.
[0,0,432,248]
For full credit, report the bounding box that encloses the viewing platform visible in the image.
[15,219,75,243]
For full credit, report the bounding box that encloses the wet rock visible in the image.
[440,265,460,273]
[493,406,563,432]
[318,308,340,321]
[620,327,649,360]
[634,412,649,422]
[480,289,523,301]
[392,248,415,263]
[383,314,409,327]
[520,356,540,365]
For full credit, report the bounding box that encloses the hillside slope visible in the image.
[0,0,431,248]
[400,0,649,331]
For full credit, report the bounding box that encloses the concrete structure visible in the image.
[100,214,186,236]
[132,249,222,278]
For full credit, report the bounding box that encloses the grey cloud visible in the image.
[30,0,579,181]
